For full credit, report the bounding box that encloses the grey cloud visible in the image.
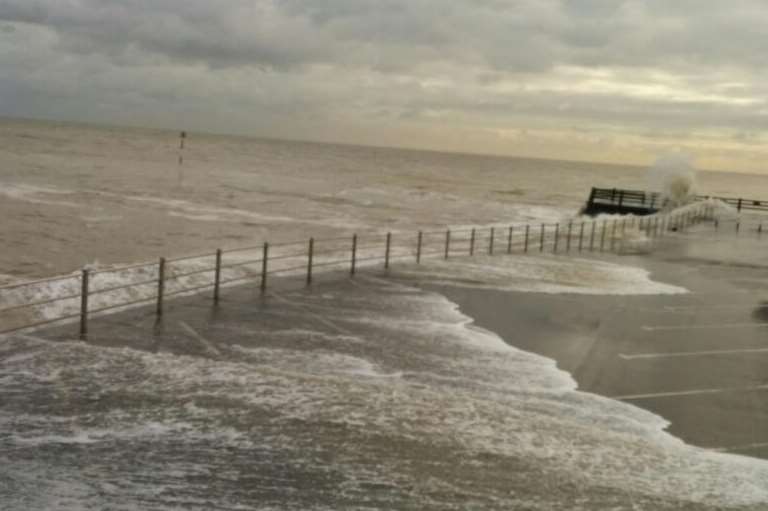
[4,0,768,73]
[2,0,768,168]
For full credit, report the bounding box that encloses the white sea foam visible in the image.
[392,255,688,296]
[647,153,698,207]
[0,182,79,207]
[3,277,768,508]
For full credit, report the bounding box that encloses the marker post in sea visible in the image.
[177,130,187,187]
[179,131,187,165]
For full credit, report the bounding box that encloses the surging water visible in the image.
[2,117,767,281]
[647,154,698,208]
[2,270,768,510]
[4,118,768,509]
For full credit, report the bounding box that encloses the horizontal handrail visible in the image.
[167,252,217,264]
[0,273,78,291]
[89,296,157,315]
[164,282,216,299]
[267,264,312,276]
[91,262,158,276]
[89,277,159,296]
[263,252,308,263]
[165,267,217,280]
[218,275,257,287]
[311,260,349,270]
[220,258,263,270]
[0,292,82,314]
[0,312,83,335]
[0,201,716,338]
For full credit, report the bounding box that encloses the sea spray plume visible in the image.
[647,154,698,209]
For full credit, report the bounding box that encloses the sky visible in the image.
[1,0,768,172]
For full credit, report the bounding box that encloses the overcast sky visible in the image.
[2,1,768,171]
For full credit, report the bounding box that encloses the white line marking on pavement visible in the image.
[613,385,768,401]
[662,304,758,312]
[269,292,352,335]
[642,322,768,332]
[178,321,222,357]
[711,442,768,453]
[619,348,768,360]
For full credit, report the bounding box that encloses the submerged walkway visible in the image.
[7,215,768,508]
[438,224,768,458]
[33,215,768,459]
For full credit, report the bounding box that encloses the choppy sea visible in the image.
[3,117,768,509]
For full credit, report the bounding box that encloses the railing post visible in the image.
[736,221,740,234]
[79,269,90,340]
[738,198,743,212]
[157,257,166,317]
[214,249,222,304]
[590,221,596,251]
[553,223,559,253]
[489,227,495,255]
[507,226,513,254]
[566,222,572,252]
[445,230,451,259]
[416,231,423,264]
[260,242,269,293]
[385,232,392,269]
[351,234,358,275]
[610,220,617,251]
[307,238,314,285]
[524,225,530,252]
[578,222,585,251]
[539,224,545,252]
[600,221,606,251]
[470,228,476,256]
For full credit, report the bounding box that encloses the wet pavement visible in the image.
[5,219,768,509]
[436,222,768,459]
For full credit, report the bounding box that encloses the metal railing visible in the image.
[0,202,716,338]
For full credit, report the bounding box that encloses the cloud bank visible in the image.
[2,0,768,170]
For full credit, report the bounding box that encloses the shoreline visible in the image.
[425,239,768,460]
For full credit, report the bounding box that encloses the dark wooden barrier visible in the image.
[584,187,768,217]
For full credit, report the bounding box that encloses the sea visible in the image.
[2,117,768,509]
